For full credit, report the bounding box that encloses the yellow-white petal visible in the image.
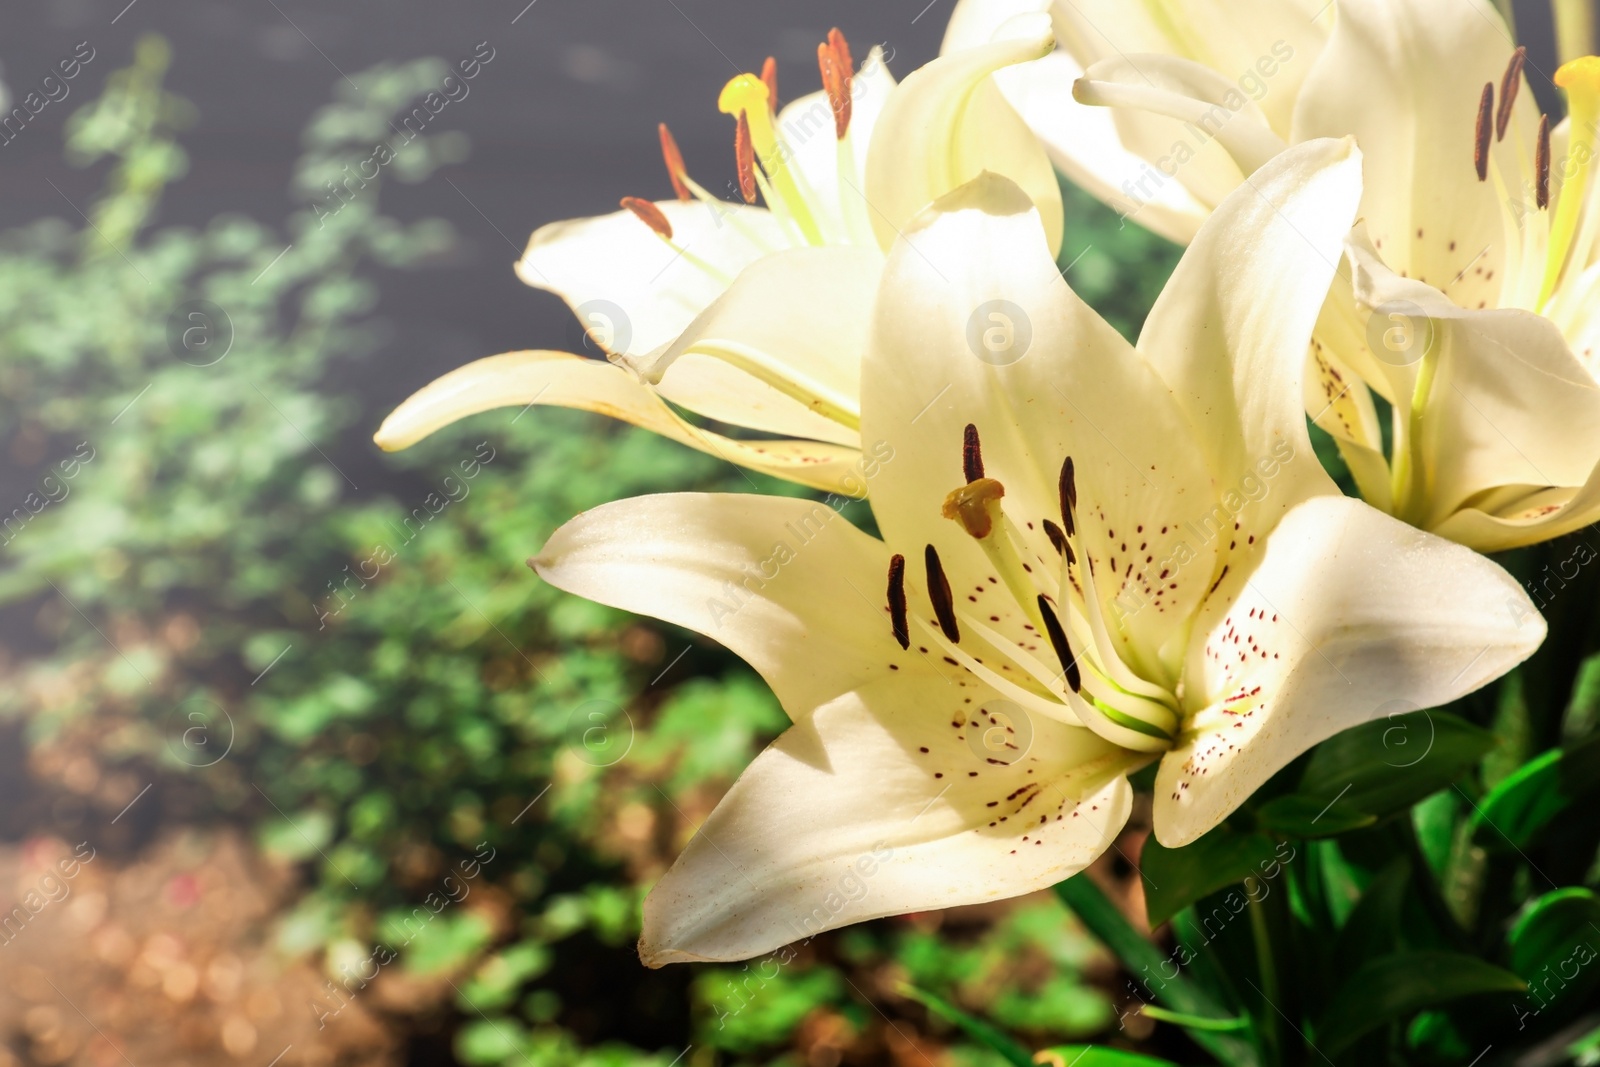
[860,172,1219,687]
[628,245,882,446]
[1346,237,1600,538]
[1072,54,1287,180]
[1156,495,1543,846]
[517,201,788,359]
[641,680,1135,964]
[867,12,1065,257]
[373,351,864,494]
[1291,0,1520,316]
[1140,137,1364,550]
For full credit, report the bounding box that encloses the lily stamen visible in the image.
[761,56,779,112]
[620,197,673,240]
[735,112,758,204]
[962,422,985,483]
[657,123,693,201]
[924,544,961,643]
[1474,82,1493,182]
[1537,114,1551,210]
[1496,46,1525,142]
[887,554,910,650]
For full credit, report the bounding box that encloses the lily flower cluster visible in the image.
[377,8,1583,969]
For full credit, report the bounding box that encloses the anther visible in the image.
[963,423,984,483]
[1042,519,1073,563]
[887,554,909,650]
[1537,113,1551,210]
[761,56,779,111]
[1036,595,1081,693]
[658,123,692,201]
[620,197,673,240]
[1497,47,1526,142]
[735,111,758,204]
[924,544,960,643]
[1059,457,1078,538]
[1474,82,1493,182]
[818,28,853,139]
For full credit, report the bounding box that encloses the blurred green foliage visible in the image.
[0,38,1177,1067]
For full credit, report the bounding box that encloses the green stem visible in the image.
[1054,877,1259,1066]
[1248,899,1283,1067]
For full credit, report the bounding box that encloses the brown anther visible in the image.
[1059,457,1078,538]
[925,544,960,643]
[962,423,984,483]
[761,56,779,112]
[818,29,854,139]
[1497,47,1526,142]
[1474,81,1493,182]
[1042,518,1071,561]
[1537,113,1551,210]
[620,196,673,240]
[1037,595,1081,693]
[735,111,758,204]
[942,478,1005,540]
[658,123,693,201]
[887,554,910,650]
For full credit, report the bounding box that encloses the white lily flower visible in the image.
[374,24,1062,495]
[1032,0,1600,551]
[941,0,1332,243]
[531,142,1541,965]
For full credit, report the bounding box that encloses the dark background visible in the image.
[1,0,952,437]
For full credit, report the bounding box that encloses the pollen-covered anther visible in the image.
[1058,457,1078,538]
[942,478,1006,540]
[1473,81,1493,182]
[924,544,960,643]
[1042,518,1074,564]
[1497,47,1526,141]
[962,423,984,483]
[887,553,910,650]
[761,56,779,111]
[657,123,692,201]
[1036,595,1081,693]
[818,27,854,139]
[735,111,758,204]
[620,196,673,240]
[1537,113,1552,210]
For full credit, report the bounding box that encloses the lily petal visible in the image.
[866,12,1065,257]
[373,352,864,494]
[533,492,914,722]
[640,683,1135,964]
[1156,495,1543,846]
[1139,137,1364,548]
[517,201,788,359]
[626,245,882,445]
[1072,54,1287,180]
[1346,237,1600,539]
[860,172,1220,687]
[1291,0,1518,316]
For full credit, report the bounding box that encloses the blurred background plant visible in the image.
[0,36,1176,1067]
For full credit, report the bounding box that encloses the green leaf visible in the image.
[1294,711,1496,819]
[1507,888,1600,1012]
[1255,794,1377,838]
[1137,1004,1249,1032]
[1035,1048,1179,1067]
[1472,734,1600,851]
[1315,952,1526,1055]
[1054,878,1258,1067]
[899,984,1032,1067]
[1141,825,1280,926]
